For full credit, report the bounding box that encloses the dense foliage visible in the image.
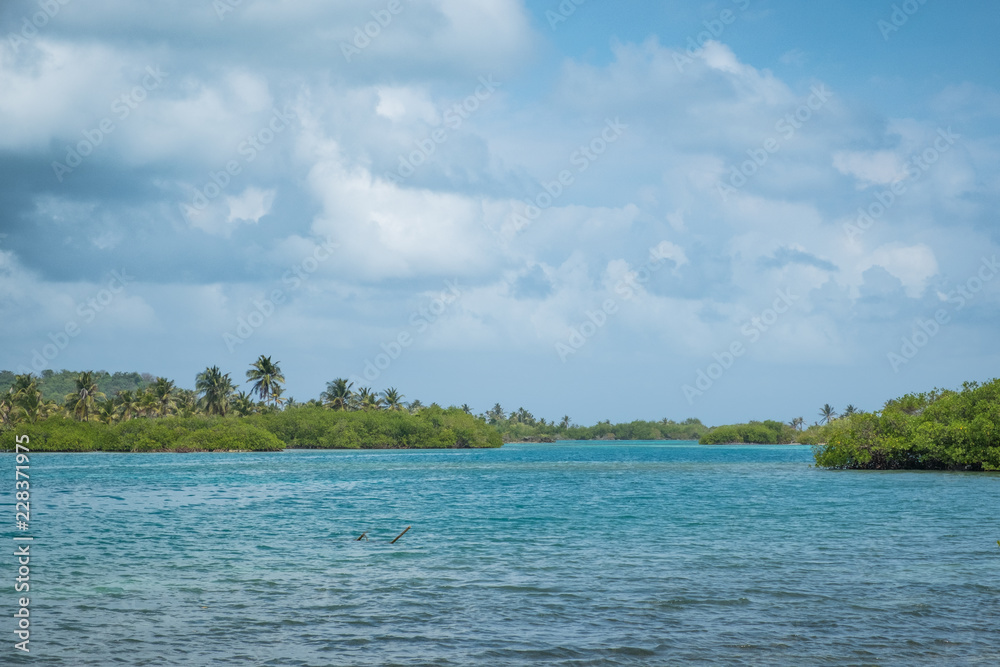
[0,364,501,451]
[252,405,502,449]
[484,403,709,442]
[0,369,151,404]
[699,420,798,445]
[814,379,1000,470]
[9,417,283,452]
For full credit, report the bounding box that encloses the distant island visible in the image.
[2,363,998,470]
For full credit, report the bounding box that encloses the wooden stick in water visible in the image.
[356,532,368,541]
[390,526,411,544]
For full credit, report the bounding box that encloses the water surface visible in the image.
[4,442,999,665]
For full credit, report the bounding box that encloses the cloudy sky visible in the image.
[2,0,999,425]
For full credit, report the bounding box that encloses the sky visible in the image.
[1,0,999,426]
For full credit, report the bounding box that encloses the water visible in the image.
[3,442,999,665]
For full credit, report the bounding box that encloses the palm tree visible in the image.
[232,391,255,417]
[486,403,505,424]
[460,403,472,414]
[115,390,140,421]
[408,399,424,414]
[138,389,159,418]
[356,387,382,411]
[843,405,858,417]
[175,388,199,417]
[819,404,837,425]
[321,378,353,411]
[560,415,571,429]
[153,378,177,417]
[196,366,235,416]
[381,388,405,411]
[789,416,805,431]
[246,355,285,406]
[64,371,106,421]
[96,399,118,425]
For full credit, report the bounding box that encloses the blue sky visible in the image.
[1,0,998,425]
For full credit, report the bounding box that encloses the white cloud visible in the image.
[833,150,906,187]
[226,187,275,225]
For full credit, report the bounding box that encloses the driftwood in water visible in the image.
[391,526,411,544]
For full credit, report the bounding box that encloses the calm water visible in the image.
[3,442,999,665]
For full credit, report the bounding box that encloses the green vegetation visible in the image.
[815,379,1000,470]
[483,404,708,442]
[0,365,500,452]
[13,417,284,452]
[700,420,797,444]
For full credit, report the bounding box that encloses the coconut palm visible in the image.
[819,404,837,425]
[460,403,471,414]
[407,399,424,414]
[96,399,118,425]
[115,390,140,421]
[560,415,571,429]
[196,366,235,416]
[356,387,381,411]
[246,355,285,406]
[232,391,255,417]
[321,378,353,411]
[175,388,199,417]
[15,389,54,424]
[486,403,505,424]
[64,371,106,421]
[152,377,177,417]
[138,389,159,418]
[789,416,805,431]
[381,387,405,411]
[843,404,858,417]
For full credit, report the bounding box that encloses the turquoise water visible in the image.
[4,442,1000,665]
